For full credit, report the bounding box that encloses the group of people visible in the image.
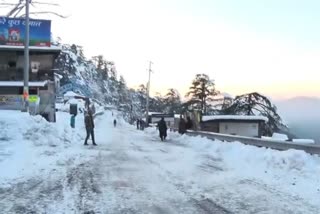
[156,115,194,141]
[178,115,193,134]
[83,101,193,144]
[136,119,145,130]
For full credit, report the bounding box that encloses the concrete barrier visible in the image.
[183,130,320,155]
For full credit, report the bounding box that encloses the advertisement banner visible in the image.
[0,16,51,47]
[0,95,23,110]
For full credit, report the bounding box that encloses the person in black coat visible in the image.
[136,119,140,130]
[84,110,97,146]
[178,115,186,134]
[186,116,193,130]
[157,117,168,141]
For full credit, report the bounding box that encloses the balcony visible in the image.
[0,68,54,81]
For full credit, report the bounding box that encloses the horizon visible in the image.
[1,0,319,100]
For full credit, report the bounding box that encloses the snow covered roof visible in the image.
[202,115,269,122]
[64,91,82,97]
[148,112,163,116]
[54,73,63,80]
[0,81,48,87]
[174,114,182,118]
[0,45,61,52]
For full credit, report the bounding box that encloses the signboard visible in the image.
[0,95,23,110]
[29,95,39,103]
[0,16,51,47]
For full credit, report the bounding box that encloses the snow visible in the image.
[272,132,289,140]
[0,110,319,213]
[63,91,83,98]
[292,139,315,144]
[0,81,47,87]
[148,112,163,115]
[202,115,269,122]
[174,114,181,118]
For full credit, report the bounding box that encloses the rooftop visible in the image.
[0,81,48,87]
[0,45,61,52]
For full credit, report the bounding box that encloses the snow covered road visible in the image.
[1,111,320,213]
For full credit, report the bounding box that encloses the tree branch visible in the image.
[31,1,60,6]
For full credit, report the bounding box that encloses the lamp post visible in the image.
[23,0,30,112]
[145,61,152,126]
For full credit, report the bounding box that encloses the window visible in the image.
[8,61,16,68]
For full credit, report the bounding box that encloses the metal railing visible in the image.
[181,130,320,155]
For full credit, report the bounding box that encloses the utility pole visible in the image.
[23,0,30,112]
[145,61,153,126]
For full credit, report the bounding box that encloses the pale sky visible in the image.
[3,0,320,100]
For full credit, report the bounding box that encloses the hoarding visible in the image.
[0,16,51,47]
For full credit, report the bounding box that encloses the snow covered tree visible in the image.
[92,55,109,80]
[136,84,147,112]
[185,74,219,114]
[163,88,182,114]
[149,93,165,113]
[221,92,287,136]
[109,62,117,81]
[118,75,129,104]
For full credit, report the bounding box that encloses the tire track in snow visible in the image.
[141,154,232,214]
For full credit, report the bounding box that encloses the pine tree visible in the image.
[186,74,218,114]
[163,88,182,114]
[221,92,287,136]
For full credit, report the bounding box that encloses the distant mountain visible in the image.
[276,96,320,143]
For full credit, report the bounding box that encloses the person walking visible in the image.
[178,115,186,134]
[157,117,168,141]
[136,119,140,130]
[113,119,117,127]
[186,116,193,130]
[140,119,145,130]
[84,110,97,146]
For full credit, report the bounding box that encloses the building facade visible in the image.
[200,115,268,138]
[0,46,61,121]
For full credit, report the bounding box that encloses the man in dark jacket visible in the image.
[84,110,97,146]
[157,117,168,141]
[186,116,193,130]
[178,115,186,134]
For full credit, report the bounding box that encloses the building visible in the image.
[0,17,60,122]
[0,45,61,121]
[148,112,175,129]
[200,115,268,137]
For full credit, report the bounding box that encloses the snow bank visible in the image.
[292,139,315,144]
[202,115,269,122]
[169,132,320,173]
[159,130,320,206]
[0,110,87,183]
[272,132,289,140]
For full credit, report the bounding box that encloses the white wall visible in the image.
[219,122,259,137]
